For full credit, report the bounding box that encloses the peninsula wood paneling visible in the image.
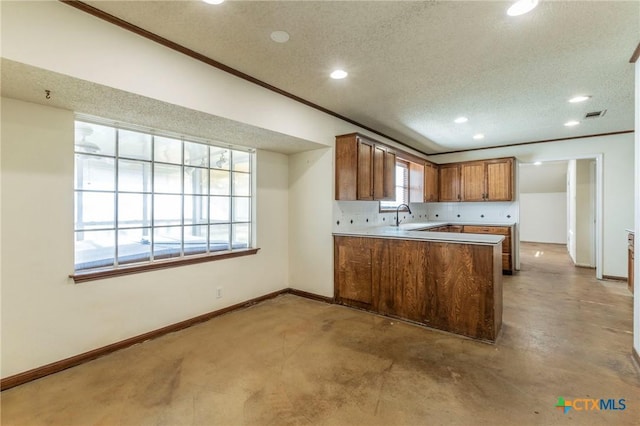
[463,225,514,274]
[334,236,503,342]
[334,237,374,308]
[427,243,501,340]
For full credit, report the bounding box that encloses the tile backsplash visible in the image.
[333,201,519,232]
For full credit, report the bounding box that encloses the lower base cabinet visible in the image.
[334,236,503,342]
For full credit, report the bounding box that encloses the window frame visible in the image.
[379,159,411,212]
[71,118,257,282]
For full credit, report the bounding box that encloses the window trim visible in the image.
[379,159,411,212]
[70,248,260,283]
[73,116,255,276]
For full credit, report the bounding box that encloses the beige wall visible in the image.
[0,98,290,377]
[429,133,635,277]
[519,193,567,244]
[575,159,596,267]
[288,148,334,297]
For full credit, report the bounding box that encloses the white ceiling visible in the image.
[73,0,639,154]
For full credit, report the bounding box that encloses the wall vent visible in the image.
[584,110,607,119]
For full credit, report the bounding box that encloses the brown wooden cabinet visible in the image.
[384,149,396,200]
[335,236,375,308]
[357,139,374,200]
[334,235,503,342]
[335,133,395,201]
[460,162,486,201]
[373,145,385,200]
[486,158,514,201]
[424,162,439,202]
[463,225,514,274]
[440,157,514,202]
[439,164,461,202]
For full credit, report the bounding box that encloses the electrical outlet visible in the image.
[216,287,223,298]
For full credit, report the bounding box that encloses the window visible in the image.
[380,160,410,211]
[74,120,253,272]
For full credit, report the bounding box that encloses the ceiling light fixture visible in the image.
[507,0,539,17]
[473,134,485,140]
[569,95,591,103]
[270,31,290,43]
[203,0,225,4]
[564,120,580,127]
[454,117,468,124]
[534,161,542,166]
[330,69,348,80]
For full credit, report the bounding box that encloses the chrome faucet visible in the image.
[395,204,412,226]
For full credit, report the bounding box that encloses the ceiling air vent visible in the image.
[584,110,607,119]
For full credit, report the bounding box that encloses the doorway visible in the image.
[517,155,603,279]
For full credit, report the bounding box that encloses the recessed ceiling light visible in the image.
[507,0,539,16]
[330,70,348,80]
[270,31,290,43]
[454,117,468,124]
[534,161,542,166]
[569,95,591,103]
[203,0,225,4]
[473,134,485,140]
[564,120,580,127]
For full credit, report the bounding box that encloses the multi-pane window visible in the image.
[74,120,253,272]
[380,160,410,210]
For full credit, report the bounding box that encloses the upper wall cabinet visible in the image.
[335,133,395,201]
[438,163,461,202]
[442,157,514,202]
[424,161,439,202]
[485,158,514,201]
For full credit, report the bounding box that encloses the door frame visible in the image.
[518,153,603,279]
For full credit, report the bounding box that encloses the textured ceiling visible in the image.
[77,0,639,154]
[0,59,325,155]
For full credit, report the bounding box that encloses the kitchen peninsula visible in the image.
[333,222,504,342]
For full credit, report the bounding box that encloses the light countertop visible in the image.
[333,221,508,245]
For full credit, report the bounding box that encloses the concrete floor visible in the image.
[2,242,638,425]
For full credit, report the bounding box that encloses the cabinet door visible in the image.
[460,162,486,201]
[424,162,439,202]
[373,145,385,200]
[357,139,374,200]
[386,240,429,322]
[383,149,396,200]
[335,135,358,200]
[439,164,461,201]
[335,237,374,308]
[486,159,514,201]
